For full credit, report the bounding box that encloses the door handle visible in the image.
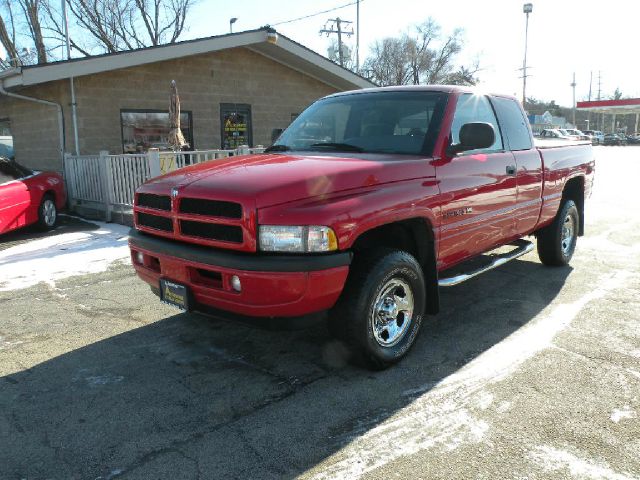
[506,165,517,175]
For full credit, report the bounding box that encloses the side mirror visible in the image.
[447,122,496,156]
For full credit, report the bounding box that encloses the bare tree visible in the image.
[2,0,196,67]
[326,38,356,71]
[19,0,47,63]
[363,37,411,86]
[0,0,47,66]
[55,0,194,54]
[362,18,479,87]
[0,14,20,67]
[135,0,190,46]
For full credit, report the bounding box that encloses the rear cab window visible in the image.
[491,97,533,151]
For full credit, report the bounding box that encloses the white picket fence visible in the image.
[63,146,265,221]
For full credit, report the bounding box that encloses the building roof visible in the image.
[0,28,375,91]
[577,98,640,114]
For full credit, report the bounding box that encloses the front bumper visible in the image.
[128,229,351,317]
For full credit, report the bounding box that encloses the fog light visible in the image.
[231,275,242,292]
[136,251,144,264]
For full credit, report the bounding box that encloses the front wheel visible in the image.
[536,199,579,266]
[328,249,426,370]
[37,194,58,230]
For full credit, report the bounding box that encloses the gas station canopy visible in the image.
[577,98,640,114]
[576,98,640,133]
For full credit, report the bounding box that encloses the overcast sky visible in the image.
[185,0,639,106]
[2,0,638,106]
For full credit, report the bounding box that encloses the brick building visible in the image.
[0,28,373,171]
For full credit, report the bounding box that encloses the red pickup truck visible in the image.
[129,86,594,369]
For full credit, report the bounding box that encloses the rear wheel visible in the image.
[537,199,579,266]
[37,194,58,230]
[328,249,426,370]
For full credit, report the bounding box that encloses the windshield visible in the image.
[270,91,448,156]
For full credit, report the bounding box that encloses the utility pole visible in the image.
[597,71,603,131]
[571,72,576,127]
[320,17,354,68]
[522,3,533,106]
[587,71,592,131]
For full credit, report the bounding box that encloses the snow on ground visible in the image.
[0,217,131,291]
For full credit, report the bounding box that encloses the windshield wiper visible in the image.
[309,142,364,152]
[264,144,291,153]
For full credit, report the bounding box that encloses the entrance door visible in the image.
[220,104,252,149]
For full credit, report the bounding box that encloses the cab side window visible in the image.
[451,94,503,152]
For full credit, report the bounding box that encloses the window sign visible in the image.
[220,104,252,149]
[120,110,193,153]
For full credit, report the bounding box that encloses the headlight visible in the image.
[259,225,338,252]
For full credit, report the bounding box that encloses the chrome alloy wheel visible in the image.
[42,199,57,227]
[370,278,414,347]
[561,212,575,256]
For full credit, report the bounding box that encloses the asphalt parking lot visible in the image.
[1,146,638,480]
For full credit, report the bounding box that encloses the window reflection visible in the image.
[121,110,193,153]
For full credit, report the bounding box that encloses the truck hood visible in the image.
[141,153,435,208]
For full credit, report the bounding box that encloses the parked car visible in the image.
[564,128,591,141]
[584,130,605,145]
[539,128,571,140]
[625,134,640,145]
[558,128,582,140]
[603,133,624,146]
[129,86,594,369]
[0,157,66,235]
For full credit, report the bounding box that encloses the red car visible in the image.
[0,157,66,235]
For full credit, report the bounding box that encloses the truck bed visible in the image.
[534,138,592,149]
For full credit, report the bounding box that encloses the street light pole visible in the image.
[356,0,360,72]
[571,72,577,127]
[229,17,237,34]
[522,3,533,106]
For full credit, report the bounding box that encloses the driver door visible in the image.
[436,93,518,268]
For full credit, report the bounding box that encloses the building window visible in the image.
[0,119,13,159]
[120,110,193,153]
[220,104,252,149]
[0,118,10,136]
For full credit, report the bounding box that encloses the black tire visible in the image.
[37,194,58,230]
[537,199,579,266]
[328,249,426,370]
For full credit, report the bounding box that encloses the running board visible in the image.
[438,239,535,287]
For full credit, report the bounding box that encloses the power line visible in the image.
[270,0,362,27]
